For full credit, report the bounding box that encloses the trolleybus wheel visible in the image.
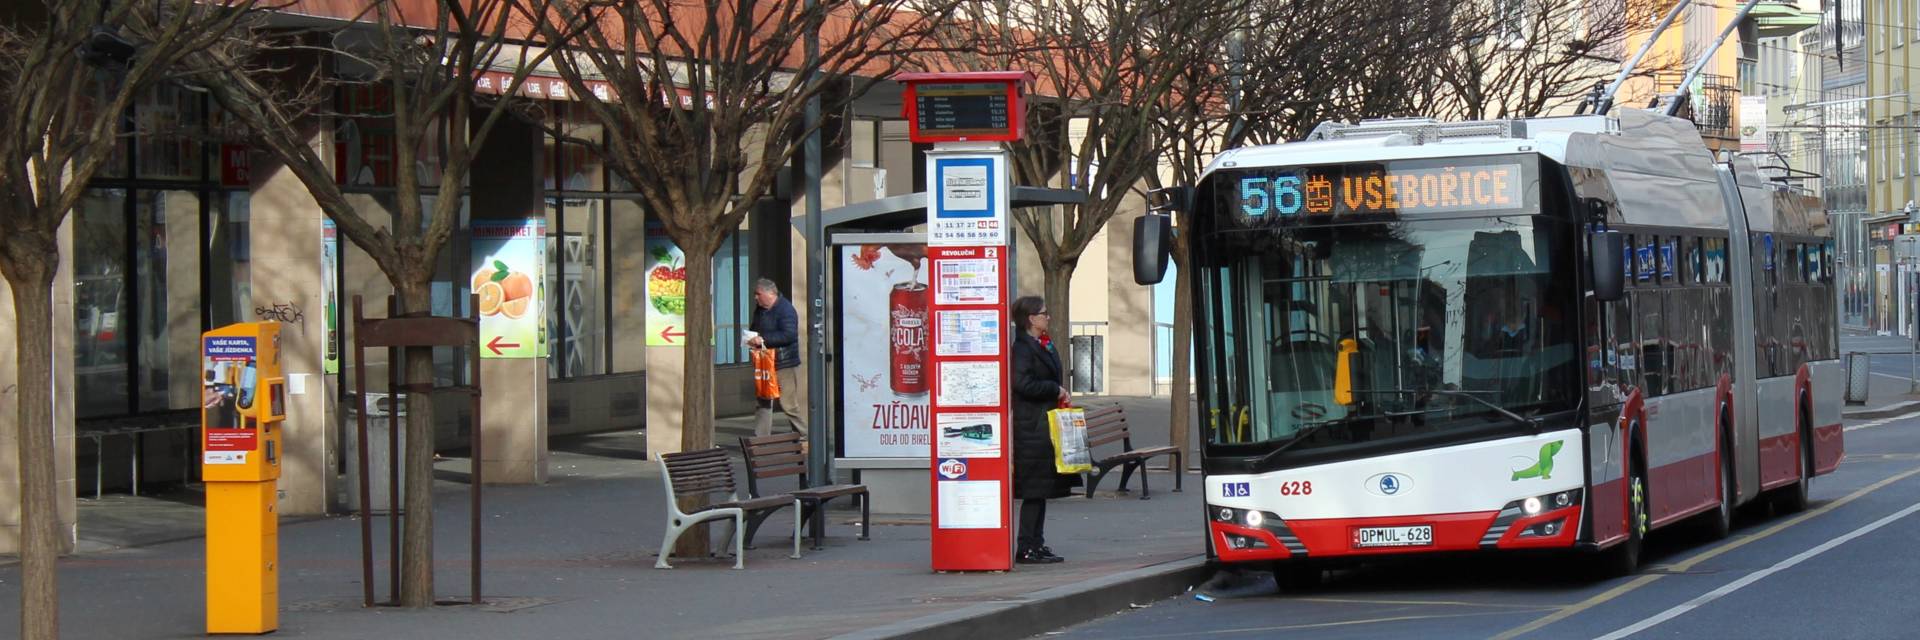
[1702,418,1734,540]
[1597,451,1646,578]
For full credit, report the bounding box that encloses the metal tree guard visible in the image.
[351,294,485,606]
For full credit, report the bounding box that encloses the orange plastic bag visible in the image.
[752,348,781,400]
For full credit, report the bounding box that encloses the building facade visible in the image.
[0,3,1168,552]
[1867,0,1920,337]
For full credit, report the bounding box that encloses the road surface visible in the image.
[1051,409,1920,639]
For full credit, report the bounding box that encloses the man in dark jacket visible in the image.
[749,278,806,437]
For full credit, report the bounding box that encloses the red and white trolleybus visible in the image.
[1140,109,1842,579]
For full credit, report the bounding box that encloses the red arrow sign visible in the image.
[659,326,685,343]
[486,335,520,355]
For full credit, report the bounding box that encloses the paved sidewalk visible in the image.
[0,396,1205,640]
[1841,332,1920,419]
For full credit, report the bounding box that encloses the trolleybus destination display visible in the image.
[1218,157,1537,222]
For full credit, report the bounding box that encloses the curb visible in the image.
[832,555,1212,640]
[1844,401,1920,421]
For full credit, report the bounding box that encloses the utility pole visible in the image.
[803,0,831,495]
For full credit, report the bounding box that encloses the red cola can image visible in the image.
[890,282,929,395]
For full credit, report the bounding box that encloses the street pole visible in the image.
[803,0,831,491]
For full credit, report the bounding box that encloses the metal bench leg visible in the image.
[656,518,688,569]
[94,437,103,500]
[735,512,748,569]
[742,509,777,550]
[1117,460,1140,494]
[790,499,803,560]
[1173,452,1184,492]
[1138,461,1152,500]
[1087,466,1114,498]
[859,492,871,541]
[131,433,141,497]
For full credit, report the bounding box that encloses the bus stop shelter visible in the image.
[800,186,1083,515]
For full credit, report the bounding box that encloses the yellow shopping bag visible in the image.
[1048,407,1093,474]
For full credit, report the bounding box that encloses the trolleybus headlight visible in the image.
[1523,496,1543,515]
[1553,491,1573,508]
[1217,507,1235,522]
[1244,510,1265,527]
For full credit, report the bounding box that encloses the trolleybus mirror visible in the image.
[1591,230,1625,302]
[1133,212,1174,285]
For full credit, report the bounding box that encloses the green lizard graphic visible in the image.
[1511,440,1565,481]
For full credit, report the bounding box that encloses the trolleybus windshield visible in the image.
[1195,157,1580,459]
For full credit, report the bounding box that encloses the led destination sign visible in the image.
[1226,160,1533,222]
[913,83,1013,137]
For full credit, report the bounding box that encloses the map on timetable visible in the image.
[936,361,1001,407]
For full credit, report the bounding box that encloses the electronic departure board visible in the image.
[897,71,1030,143]
[914,83,1013,138]
[1216,158,1538,223]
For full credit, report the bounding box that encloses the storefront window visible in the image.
[134,84,205,181]
[335,85,444,188]
[547,105,610,379]
[208,191,252,327]
[136,190,203,411]
[713,230,752,366]
[75,191,131,418]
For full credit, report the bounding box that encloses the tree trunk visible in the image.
[1041,258,1076,393]
[394,276,437,607]
[8,258,60,640]
[674,233,719,559]
[1169,248,1194,470]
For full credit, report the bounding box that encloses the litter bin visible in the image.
[1845,352,1870,406]
[1070,335,1105,394]
[342,392,407,513]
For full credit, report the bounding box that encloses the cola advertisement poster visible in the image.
[839,243,930,458]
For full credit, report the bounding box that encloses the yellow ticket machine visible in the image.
[202,322,285,634]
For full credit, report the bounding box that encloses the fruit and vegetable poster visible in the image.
[838,243,930,459]
[471,219,547,359]
[644,224,688,346]
[322,220,340,374]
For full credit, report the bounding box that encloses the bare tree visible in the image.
[940,0,1245,379]
[1228,0,1468,146]
[187,0,556,607]
[526,0,961,553]
[1417,0,1680,121]
[0,4,266,636]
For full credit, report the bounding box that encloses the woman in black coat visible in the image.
[1009,295,1078,564]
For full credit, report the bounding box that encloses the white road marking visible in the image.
[1870,372,1917,382]
[1591,500,1920,640]
[1846,411,1920,432]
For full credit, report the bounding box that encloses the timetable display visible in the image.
[913,83,1013,138]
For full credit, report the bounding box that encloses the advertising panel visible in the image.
[471,219,547,358]
[322,220,340,374]
[644,222,689,346]
[839,243,930,458]
[202,336,259,459]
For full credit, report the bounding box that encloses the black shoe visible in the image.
[1018,548,1064,564]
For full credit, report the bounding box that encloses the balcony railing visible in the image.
[1651,72,1739,142]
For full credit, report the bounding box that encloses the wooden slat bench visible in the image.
[654,448,800,569]
[740,432,870,550]
[1080,404,1183,499]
